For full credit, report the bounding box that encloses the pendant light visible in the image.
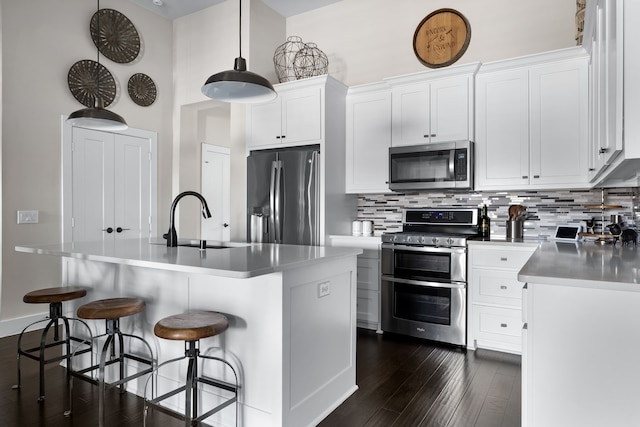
[201,0,277,103]
[67,0,128,131]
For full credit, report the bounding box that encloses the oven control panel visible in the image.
[381,232,467,247]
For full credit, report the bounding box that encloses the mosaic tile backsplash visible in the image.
[356,188,640,239]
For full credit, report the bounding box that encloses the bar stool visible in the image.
[12,286,93,402]
[143,310,239,427]
[69,297,155,426]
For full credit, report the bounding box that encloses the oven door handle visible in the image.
[382,276,466,289]
[381,243,466,254]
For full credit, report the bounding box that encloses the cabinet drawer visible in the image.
[471,246,536,270]
[357,258,380,291]
[472,305,522,352]
[472,269,523,308]
[356,289,379,323]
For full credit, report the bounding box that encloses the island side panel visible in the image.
[525,281,640,427]
[282,255,358,427]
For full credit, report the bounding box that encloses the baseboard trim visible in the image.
[0,312,48,338]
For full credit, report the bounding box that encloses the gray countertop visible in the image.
[15,238,362,279]
[518,241,640,291]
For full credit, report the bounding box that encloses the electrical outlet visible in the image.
[17,210,39,224]
[318,281,330,298]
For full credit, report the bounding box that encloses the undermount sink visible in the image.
[150,239,249,249]
[177,242,233,249]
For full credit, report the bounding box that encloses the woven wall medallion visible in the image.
[91,8,140,64]
[128,73,157,106]
[67,59,117,107]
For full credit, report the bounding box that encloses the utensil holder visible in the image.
[506,220,524,240]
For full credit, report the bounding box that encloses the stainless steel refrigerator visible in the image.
[247,145,320,245]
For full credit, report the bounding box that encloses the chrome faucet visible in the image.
[166,191,212,247]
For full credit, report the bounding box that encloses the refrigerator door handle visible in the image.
[309,151,320,245]
[274,160,283,243]
[269,160,277,243]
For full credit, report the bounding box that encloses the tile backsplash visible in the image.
[356,188,640,239]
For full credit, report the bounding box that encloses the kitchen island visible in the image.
[16,239,362,427]
[519,241,640,427]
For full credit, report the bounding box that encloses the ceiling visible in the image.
[127,0,342,20]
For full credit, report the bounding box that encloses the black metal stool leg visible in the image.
[98,333,115,427]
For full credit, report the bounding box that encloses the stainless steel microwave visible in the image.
[388,141,473,191]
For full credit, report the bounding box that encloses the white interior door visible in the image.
[65,124,156,243]
[71,127,115,242]
[201,144,231,241]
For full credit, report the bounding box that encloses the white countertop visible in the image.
[15,238,362,279]
[518,241,640,291]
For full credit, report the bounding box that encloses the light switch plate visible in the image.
[17,210,39,224]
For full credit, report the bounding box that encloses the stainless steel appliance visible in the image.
[388,141,473,192]
[247,145,320,245]
[381,208,480,346]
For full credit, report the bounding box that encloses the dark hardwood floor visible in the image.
[319,329,521,427]
[0,328,520,427]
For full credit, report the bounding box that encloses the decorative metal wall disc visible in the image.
[67,59,117,107]
[91,9,140,64]
[128,73,157,106]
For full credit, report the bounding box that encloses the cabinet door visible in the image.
[282,86,322,144]
[430,76,471,143]
[530,58,588,187]
[345,90,391,193]
[247,98,282,148]
[390,82,430,146]
[475,69,530,190]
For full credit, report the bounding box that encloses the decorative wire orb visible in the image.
[273,36,306,83]
[293,43,329,80]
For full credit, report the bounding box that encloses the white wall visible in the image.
[0,0,173,328]
[286,0,577,86]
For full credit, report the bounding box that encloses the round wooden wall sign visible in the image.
[413,8,471,68]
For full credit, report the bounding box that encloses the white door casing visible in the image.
[201,144,231,241]
[62,119,158,243]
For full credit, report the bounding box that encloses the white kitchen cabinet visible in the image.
[583,0,640,188]
[63,125,157,243]
[328,235,382,332]
[475,48,589,191]
[246,80,322,149]
[467,242,537,354]
[345,82,391,194]
[385,63,479,147]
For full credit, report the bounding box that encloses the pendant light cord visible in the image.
[238,0,242,58]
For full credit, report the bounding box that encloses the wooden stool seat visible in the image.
[154,311,229,341]
[23,286,87,304]
[77,297,145,320]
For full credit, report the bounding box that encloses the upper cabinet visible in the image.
[584,0,640,187]
[246,80,323,149]
[345,83,392,194]
[385,63,480,147]
[475,48,590,191]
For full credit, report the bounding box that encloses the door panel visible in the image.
[201,144,230,241]
[71,127,115,242]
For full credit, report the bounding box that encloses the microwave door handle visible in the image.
[448,149,455,180]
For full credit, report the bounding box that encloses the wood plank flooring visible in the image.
[0,327,520,427]
[318,329,521,427]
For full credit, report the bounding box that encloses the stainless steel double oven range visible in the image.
[381,208,480,347]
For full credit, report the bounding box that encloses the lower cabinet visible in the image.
[467,242,538,354]
[328,235,382,331]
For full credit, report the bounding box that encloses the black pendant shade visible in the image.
[68,98,128,131]
[202,57,276,103]
[201,0,277,103]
